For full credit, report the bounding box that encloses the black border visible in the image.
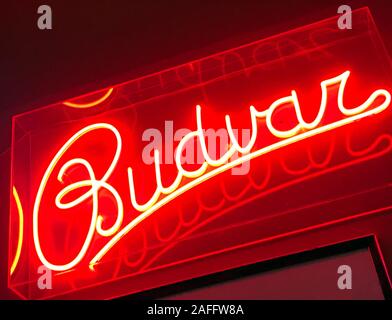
[119,236,391,300]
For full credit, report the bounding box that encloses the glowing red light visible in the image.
[9,8,392,299]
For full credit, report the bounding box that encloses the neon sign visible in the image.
[32,70,390,272]
[9,8,392,299]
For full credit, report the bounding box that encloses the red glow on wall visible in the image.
[9,8,392,299]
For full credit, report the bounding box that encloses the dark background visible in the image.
[1,0,392,299]
[3,0,392,154]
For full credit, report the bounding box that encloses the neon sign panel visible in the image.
[32,70,391,272]
[9,8,392,299]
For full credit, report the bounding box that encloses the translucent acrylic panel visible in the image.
[9,8,392,299]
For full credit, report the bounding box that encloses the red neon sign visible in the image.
[9,8,392,299]
[32,70,390,273]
